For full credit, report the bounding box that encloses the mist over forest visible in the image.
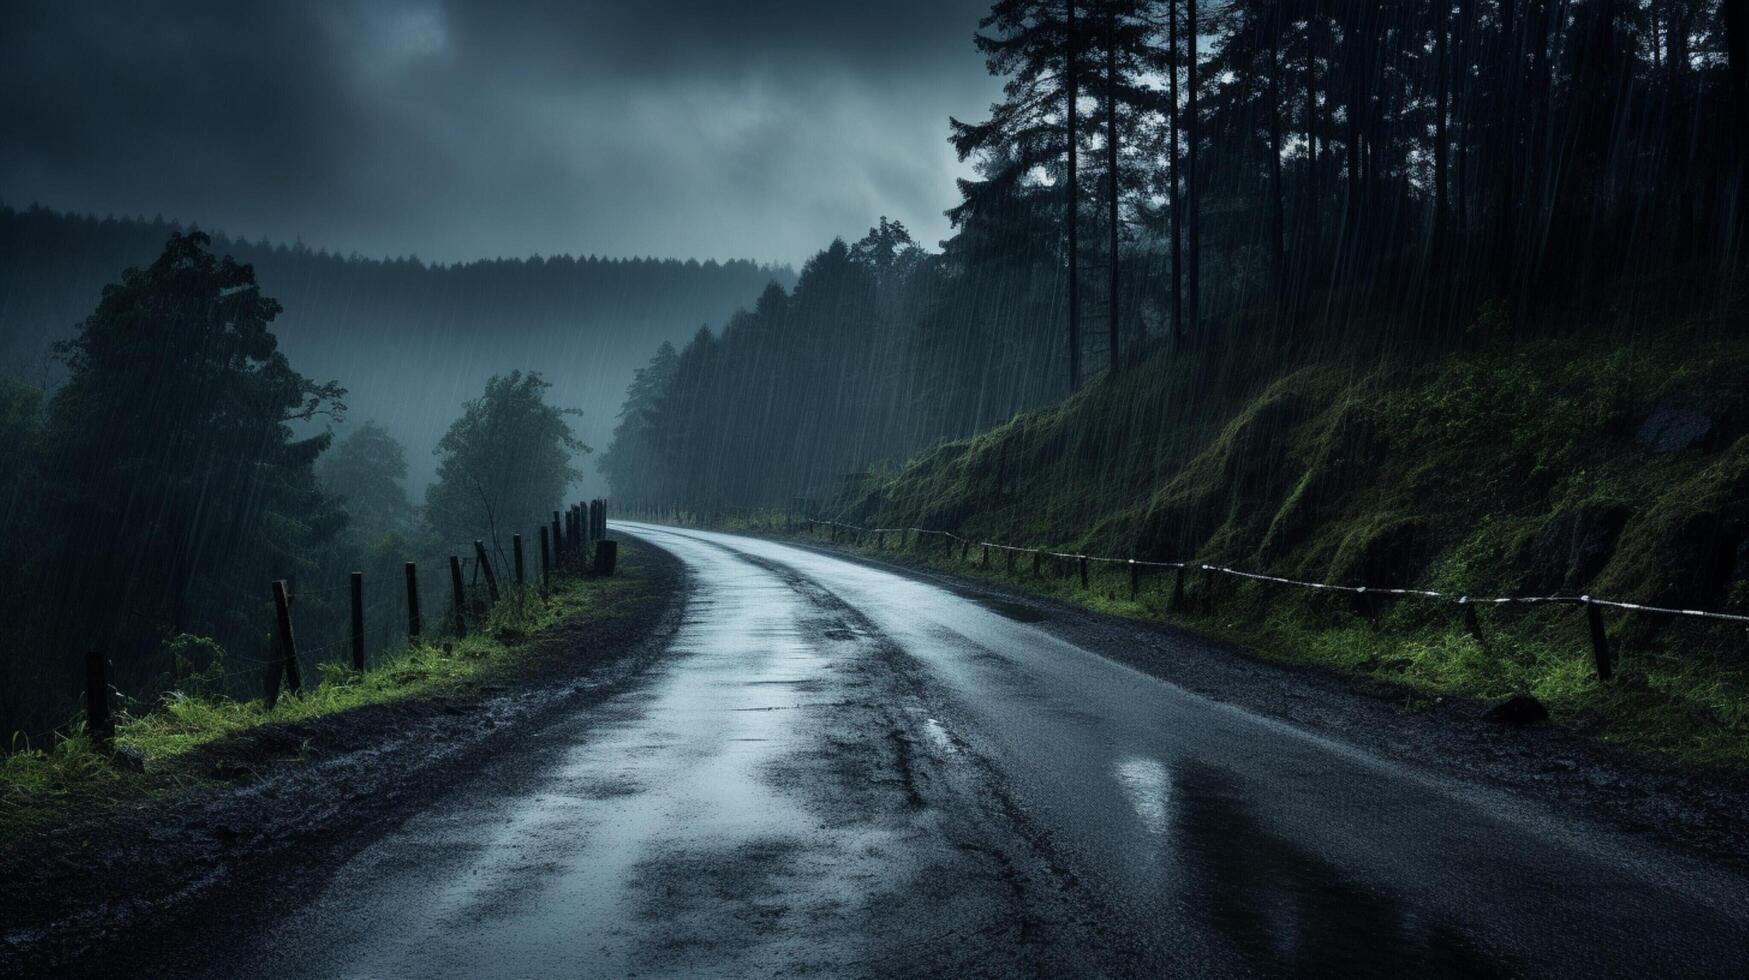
[0,204,793,494]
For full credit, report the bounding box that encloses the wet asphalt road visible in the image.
[207,523,1749,978]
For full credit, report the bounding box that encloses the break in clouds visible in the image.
[0,0,997,266]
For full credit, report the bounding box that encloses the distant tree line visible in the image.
[604,0,1749,509]
[0,203,791,379]
[0,233,586,740]
[0,204,791,483]
[599,215,1070,508]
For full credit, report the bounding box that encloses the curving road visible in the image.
[206,523,1749,978]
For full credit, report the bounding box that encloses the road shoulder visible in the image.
[737,529,1749,879]
[0,539,687,978]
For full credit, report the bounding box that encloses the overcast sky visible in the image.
[0,0,1000,267]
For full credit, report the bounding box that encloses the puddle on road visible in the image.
[1114,756,1171,836]
[922,718,956,755]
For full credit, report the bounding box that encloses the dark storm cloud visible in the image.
[0,0,998,265]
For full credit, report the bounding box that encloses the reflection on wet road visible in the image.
[214,524,1749,977]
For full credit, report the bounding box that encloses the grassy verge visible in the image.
[761,524,1749,767]
[0,557,654,831]
[675,390,1749,773]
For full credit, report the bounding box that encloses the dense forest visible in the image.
[605,0,1749,511]
[0,231,633,739]
[0,204,791,491]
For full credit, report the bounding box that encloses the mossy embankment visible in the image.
[836,326,1749,765]
[0,545,664,833]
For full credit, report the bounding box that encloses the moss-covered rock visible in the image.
[1519,500,1633,592]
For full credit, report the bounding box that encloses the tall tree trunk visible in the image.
[1169,0,1183,347]
[1106,10,1121,372]
[1268,10,1287,313]
[1456,0,1472,246]
[1725,0,1749,261]
[1186,0,1200,344]
[1526,0,1553,278]
[1067,0,1081,391]
[1345,7,1364,243]
[1673,3,1696,256]
[1729,0,1749,135]
[1434,0,1450,250]
[1495,0,1520,294]
[1302,5,1320,303]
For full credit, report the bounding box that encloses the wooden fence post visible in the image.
[271,579,302,697]
[593,539,619,576]
[84,651,113,751]
[960,539,969,561]
[449,556,468,636]
[1007,548,1016,574]
[1201,565,1217,613]
[1032,550,1041,577]
[1585,598,1614,682]
[552,511,564,565]
[539,525,551,590]
[405,561,421,642]
[1079,556,1089,589]
[350,571,365,671]
[1170,565,1186,612]
[1129,560,1140,599]
[474,539,500,603]
[1462,601,1489,654]
[981,544,990,568]
[513,533,525,589]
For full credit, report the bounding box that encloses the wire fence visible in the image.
[798,518,1749,627]
[28,499,619,754]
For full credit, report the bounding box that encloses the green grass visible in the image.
[789,525,1749,766]
[751,325,1749,770]
[1,562,652,829]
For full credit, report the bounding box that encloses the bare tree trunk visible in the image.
[1169,0,1183,347]
[1495,0,1520,294]
[1302,4,1320,304]
[1106,10,1121,371]
[1456,0,1473,246]
[1268,9,1286,314]
[1067,0,1081,391]
[1725,0,1749,262]
[1434,0,1450,249]
[1186,0,1200,344]
[1730,0,1749,136]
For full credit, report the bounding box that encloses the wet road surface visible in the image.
[207,523,1749,977]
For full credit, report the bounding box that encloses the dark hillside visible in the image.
[841,323,1749,761]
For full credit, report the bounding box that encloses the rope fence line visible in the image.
[800,518,1749,627]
